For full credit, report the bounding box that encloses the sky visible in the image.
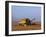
[11,5,41,21]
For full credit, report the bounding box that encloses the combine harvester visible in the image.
[18,18,35,26]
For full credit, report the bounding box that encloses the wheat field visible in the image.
[12,21,41,31]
